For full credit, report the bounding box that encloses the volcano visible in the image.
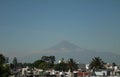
[19,41,120,64]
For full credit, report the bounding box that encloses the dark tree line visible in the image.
[0,54,10,77]
[33,56,78,72]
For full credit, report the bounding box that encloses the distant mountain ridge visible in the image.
[19,41,120,64]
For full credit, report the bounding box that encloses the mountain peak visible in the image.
[49,40,81,51]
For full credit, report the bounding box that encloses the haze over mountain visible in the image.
[18,41,120,64]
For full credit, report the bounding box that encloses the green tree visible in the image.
[49,56,55,64]
[39,62,50,70]
[33,59,53,70]
[13,57,18,70]
[67,58,78,72]
[0,54,5,65]
[112,62,117,66]
[41,56,55,64]
[89,57,105,70]
[33,60,45,68]
[0,54,6,76]
[54,61,68,71]
[0,54,10,77]
[1,64,11,77]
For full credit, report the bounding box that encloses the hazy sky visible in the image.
[0,0,120,57]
